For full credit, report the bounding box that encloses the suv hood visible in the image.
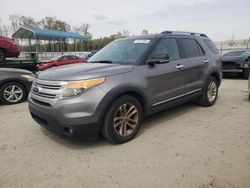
[37,63,134,81]
[0,68,32,74]
[222,56,243,63]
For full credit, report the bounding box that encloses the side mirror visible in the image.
[147,54,170,66]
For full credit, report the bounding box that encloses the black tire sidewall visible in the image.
[0,82,27,105]
[102,95,143,143]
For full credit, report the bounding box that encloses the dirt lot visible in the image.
[0,79,250,188]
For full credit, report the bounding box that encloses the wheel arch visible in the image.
[97,86,150,126]
[0,79,29,95]
[209,71,221,86]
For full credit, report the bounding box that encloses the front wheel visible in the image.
[198,77,218,107]
[0,82,27,105]
[102,95,143,144]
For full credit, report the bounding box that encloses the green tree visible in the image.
[39,17,70,31]
[73,24,92,39]
[9,14,39,32]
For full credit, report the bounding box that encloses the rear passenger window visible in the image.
[203,39,219,54]
[179,38,204,58]
[148,38,180,60]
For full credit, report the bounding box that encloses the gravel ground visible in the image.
[0,79,250,188]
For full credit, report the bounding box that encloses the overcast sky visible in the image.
[0,0,249,41]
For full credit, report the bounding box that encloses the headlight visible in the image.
[61,77,105,98]
[244,64,249,68]
[21,74,35,81]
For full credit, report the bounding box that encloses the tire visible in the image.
[0,82,27,105]
[242,69,249,79]
[198,77,218,107]
[0,49,6,62]
[101,95,143,144]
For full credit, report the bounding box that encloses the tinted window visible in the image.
[224,51,245,57]
[196,42,205,56]
[69,56,78,59]
[59,56,69,60]
[179,38,204,58]
[148,38,180,60]
[203,39,219,54]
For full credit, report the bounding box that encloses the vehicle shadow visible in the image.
[40,101,199,149]
[139,102,197,136]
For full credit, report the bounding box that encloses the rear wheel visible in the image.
[0,49,6,62]
[198,77,218,107]
[0,82,27,105]
[102,95,143,144]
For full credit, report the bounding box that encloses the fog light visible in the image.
[63,127,73,136]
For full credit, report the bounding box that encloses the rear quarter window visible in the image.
[203,39,219,54]
[179,38,204,58]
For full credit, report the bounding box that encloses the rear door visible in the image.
[178,38,207,93]
[144,37,187,106]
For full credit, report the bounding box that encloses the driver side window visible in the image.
[148,38,180,60]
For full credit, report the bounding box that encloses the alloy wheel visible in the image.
[113,103,139,137]
[207,81,217,103]
[3,85,23,103]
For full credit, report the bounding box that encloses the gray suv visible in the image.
[28,31,222,143]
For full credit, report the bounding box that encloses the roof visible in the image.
[12,26,88,40]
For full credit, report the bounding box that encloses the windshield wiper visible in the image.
[88,60,113,64]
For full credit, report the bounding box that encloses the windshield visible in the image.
[50,56,61,61]
[88,39,152,65]
[224,51,246,57]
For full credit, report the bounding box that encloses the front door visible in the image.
[142,37,187,106]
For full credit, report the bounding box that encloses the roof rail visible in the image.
[161,30,207,37]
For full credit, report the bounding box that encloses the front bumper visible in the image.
[28,86,107,137]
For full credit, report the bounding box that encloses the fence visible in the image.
[18,51,90,61]
[215,39,250,54]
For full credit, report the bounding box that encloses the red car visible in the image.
[0,36,20,62]
[38,55,86,71]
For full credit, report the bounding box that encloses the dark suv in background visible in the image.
[222,50,250,79]
[28,31,222,143]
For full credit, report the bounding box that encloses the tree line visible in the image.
[0,14,149,52]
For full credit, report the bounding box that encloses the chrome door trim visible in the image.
[152,88,202,107]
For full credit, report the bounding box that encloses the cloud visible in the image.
[92,14,108,21]
[104,20,123,26]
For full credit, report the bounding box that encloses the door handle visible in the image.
[204,59,209,63]
[176,64,184,69]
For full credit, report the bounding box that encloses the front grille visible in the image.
[31,79,66,99]
[34,92,56,99]
[30,79,67,106]
[31,98,51,107]
[222,61,238,70]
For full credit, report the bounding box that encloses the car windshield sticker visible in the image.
[134,39,150,44]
